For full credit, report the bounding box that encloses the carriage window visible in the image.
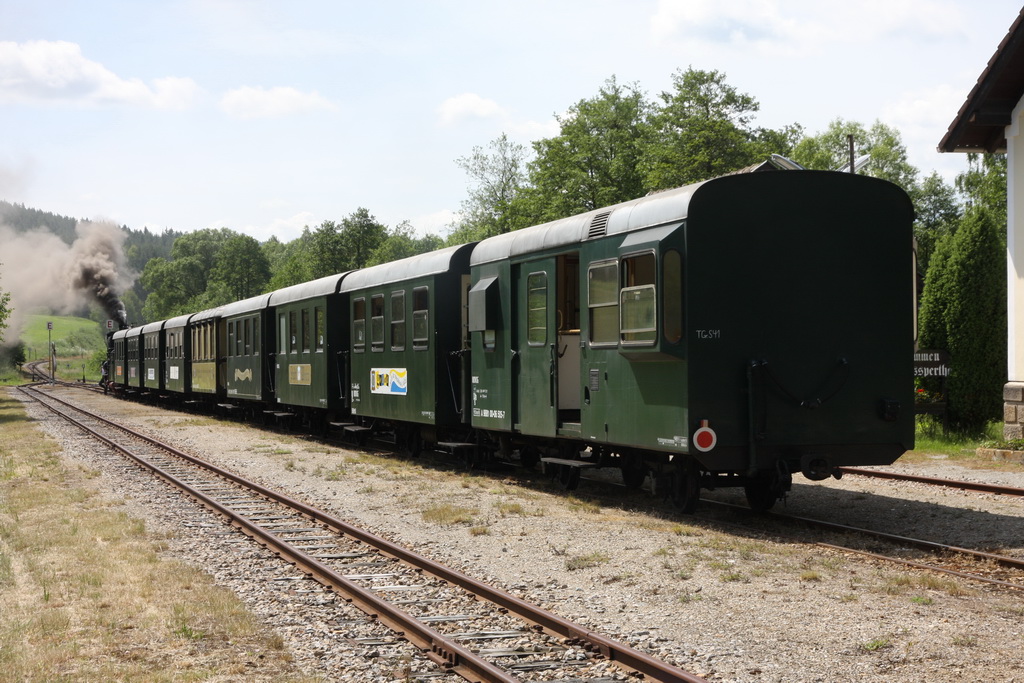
[371,294,384,352]
[289,311,298,353]
[228,321,235,357]
[353,298,366,353]
[663,250,683,344]
[588,261,618,346]
[302,308,311,353]
[527,272,547,346]
[391,290,406,351]
[620,252,656,344]
[279,314,287,355]
[315,307,324,351]
[413,287,429,350]
[244,317,252,356]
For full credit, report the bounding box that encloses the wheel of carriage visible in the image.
[620,460,648,490]
[518,446,540,470]
[401,425,422,458]
[668,457,700,513]
[558,464,581,491]
[744,467,791,512]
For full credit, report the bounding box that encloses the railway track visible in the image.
[838,465,1024,498]
[700,499,1024,592]
[18,383,707,683]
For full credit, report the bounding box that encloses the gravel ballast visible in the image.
[15,386,1024,682]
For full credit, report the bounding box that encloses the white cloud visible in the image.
[409,208,457,235]
[0,40,199,108]
[220,85,338,119]
[230,211,317,242]
[508,116,560,141]
[883,83,972,179]
[650,0,965,55]
[437,93,505,126]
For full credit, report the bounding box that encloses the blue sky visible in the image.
[0,1,1020,243]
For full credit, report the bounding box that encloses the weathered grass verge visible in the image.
[0,391,311,682]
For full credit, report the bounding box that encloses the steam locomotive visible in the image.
[111,166,916,511]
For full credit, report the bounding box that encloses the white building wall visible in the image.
[1005,95,1024,439]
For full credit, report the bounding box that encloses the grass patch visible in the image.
[860,637,891,652]
[565,551,610,571]
[951,634,978,647]
[421,504,476,525]
[0,391,305,680]
[565,496,600,514]
[494,501,525,516]
[904,419,1012,467]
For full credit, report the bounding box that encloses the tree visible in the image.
[211,234,271,300]
[956,153,1007,230]
[307,221,346,279]
[918,205,1006,433]
[523,76,653,223]
[449,133,528,241]
[912,171,962,276]
[791,119,917,189]
[643,68,799,189]
[339,208,387,270]
[268,228,315,290]
[139,227,243,319]
[0,270,10,345]
[140,256,205,320]
[370,222,445,266]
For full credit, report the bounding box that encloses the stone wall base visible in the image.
[1004,381,1024,440]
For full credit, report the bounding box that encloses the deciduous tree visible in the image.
[211,234,271,300]
[523,77,652,223]
[449,133,528,242]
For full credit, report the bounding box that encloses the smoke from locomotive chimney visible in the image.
[67,222,131,327]
[0,220,136,343]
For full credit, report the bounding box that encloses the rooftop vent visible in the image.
[587,211,611,239]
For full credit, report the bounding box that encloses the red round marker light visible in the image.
[693,419,717,452]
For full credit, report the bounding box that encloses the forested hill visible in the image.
[0,200,81,244]
[0,199,180,274]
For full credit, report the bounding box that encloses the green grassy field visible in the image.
[1,314,109,385]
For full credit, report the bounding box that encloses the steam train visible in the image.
[110,166,916,511]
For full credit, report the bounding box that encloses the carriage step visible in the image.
[217,403,240,410]
[329,421,354,429]
[437,441,476,451]
[540,458,597,468]
[344,425,372,433]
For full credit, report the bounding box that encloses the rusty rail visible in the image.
[838,466,1024,498]
[21,385,708,682]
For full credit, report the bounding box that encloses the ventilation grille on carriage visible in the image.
[587,211,611,239]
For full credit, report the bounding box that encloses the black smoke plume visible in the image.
[0,220,136,343]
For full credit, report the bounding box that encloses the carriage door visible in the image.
[514,258,558,437]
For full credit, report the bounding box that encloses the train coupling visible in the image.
[801,454,842,481]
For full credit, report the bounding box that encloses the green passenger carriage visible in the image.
[125,326,145,390]
[162,313,191,394]
[221,294,274,404]
[468,170,915,509]
[268,273,348,421]
[344,244,475,449]
[141,320,165,391]
[110,328,129,388]
[189,307,224,397]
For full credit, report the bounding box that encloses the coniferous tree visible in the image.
[918,205,1006,433]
